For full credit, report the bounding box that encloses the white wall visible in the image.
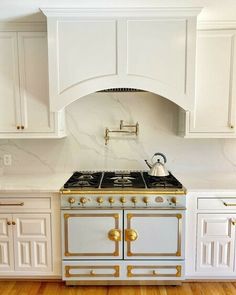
[0,92,235,175]
[0,0,236,22]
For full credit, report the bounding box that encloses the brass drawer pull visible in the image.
[7,221,11,225]
[90,270,95,276]
[16,126,20,130]
[0,202,24,206]
[223,201,236,207]
[12,221,16,225]
[108,229,121,241]
[21,126,24,130]
[125,229,138,241]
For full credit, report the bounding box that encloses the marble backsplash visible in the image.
[0,92,236,175]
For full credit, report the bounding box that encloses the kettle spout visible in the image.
[144,160,152,169]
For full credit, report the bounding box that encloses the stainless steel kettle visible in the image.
[145,153,169,177]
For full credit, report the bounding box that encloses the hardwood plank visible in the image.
[1,282,236,295]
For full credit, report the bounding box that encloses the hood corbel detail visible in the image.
[41,7,202,111]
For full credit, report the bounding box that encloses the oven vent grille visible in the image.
[98,88,145,93]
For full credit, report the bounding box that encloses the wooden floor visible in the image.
[0,282,236,295]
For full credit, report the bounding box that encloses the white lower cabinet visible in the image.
[0,193,61,277]
[197,214,236,273]
[186,193,236,278]
[0,213,51,273]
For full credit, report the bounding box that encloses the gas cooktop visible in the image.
[62,171,184,192]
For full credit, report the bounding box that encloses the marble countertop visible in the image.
[0,173,71,193]
[0,171,236,193]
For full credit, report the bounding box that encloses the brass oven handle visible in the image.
[108,229,121,242]
[0,202,24,206]
[125,229,138,242]
[223,201,236,207]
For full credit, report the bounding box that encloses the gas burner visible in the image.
[143,172,183,189]
[78,174,95,180]
[101,172,145,188]
[64,172,102,188]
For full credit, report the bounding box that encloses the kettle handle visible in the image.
[151,153,167,164]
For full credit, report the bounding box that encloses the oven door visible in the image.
[62,210,123,259]
[124,210,185,259]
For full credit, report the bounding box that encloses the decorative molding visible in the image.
[41,7,202,18]
[0,22,47,32]
[198,21,236,31]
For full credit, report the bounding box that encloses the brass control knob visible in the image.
[143,197,149,204]
[108,197,115,204]
[68,197,75,204]
[120,197,126,204]
[171,197,178,205]
[80,197,87,204]
[97,197,104,204]
[131,197,137,204]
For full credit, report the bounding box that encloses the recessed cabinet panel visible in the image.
[0,215,14,270]
[13,214,51,272]
[62,210,122,259]
[189,30,236,134]
[18,32,54,133]
[57,20,117,93]
[127,19,187,94]
[124,210,184,259]
[0,32,21,132]
[197,214,236,273]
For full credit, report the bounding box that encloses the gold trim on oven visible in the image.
[64,213,121,257]
[61,189,186,195]
[65,265,120,278]
[126,213,182,257]
[127,265,182,278]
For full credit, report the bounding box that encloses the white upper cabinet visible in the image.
[0,32,21,133]
[0,31,65,138]
[42,7,201,111]
[180,28,236,138]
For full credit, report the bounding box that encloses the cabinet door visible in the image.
[0,32,21,132]
[13,214,52,272]
[189,30,236,134]
[197,214,236,274]
[0,214,14,271]
[124,210,184,259]
[18,32,55,133]
[62,210,122,260]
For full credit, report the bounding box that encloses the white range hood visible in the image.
[42,7,202,111]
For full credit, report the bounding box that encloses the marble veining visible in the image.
[0,92,236,176]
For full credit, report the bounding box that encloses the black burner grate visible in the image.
[101,172,146,188]
[143,172,183,189]
[64,172,103,188]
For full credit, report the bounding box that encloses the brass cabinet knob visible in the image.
[143,197,149,204]
[80,197,87,204]
[68,197,75,204]
[108,229,121,241]
[16,126,20,130]
[125,229,138,242]
[232,219,236,226]
[7,221,11,225]
[12,221,16,225]
[21,126,24,130]
[171,197,178,205]
[108,197,115,204]
[90,270,95,276]
[131,197,137,204]
[120,197,126,204]
[230,125,234,129]
[152,270,158,276]
[97,197,104,204]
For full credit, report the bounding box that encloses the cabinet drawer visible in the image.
[62,261,120,281]
[125,262,184,280]
[0,198,51,211]
[198,198,236,210]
